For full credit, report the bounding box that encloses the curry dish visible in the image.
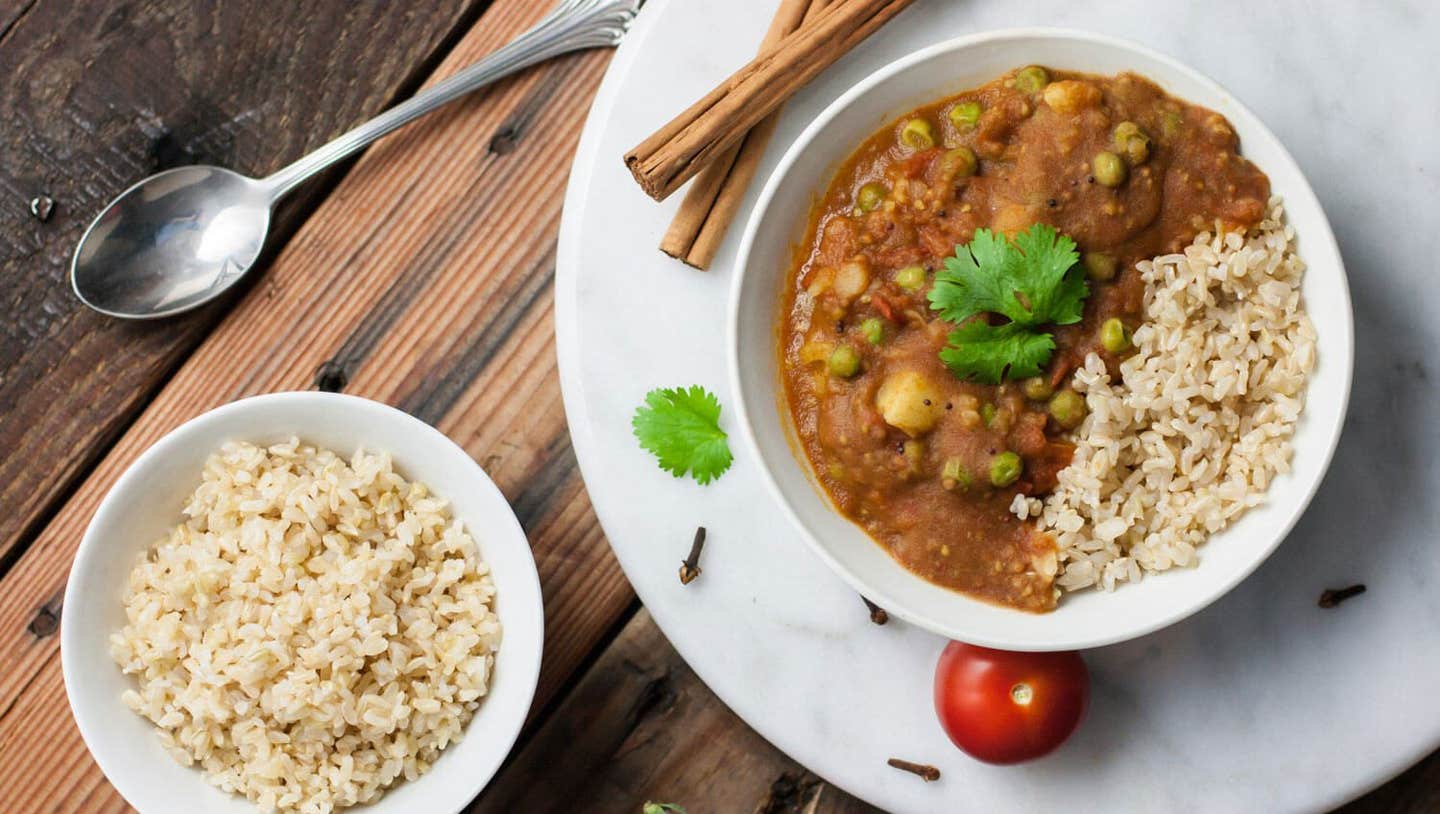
[780,67,1270,611]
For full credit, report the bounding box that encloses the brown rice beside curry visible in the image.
[1012,202,1313,592]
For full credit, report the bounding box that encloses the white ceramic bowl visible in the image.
[61,392,543,813]
[729,29,1352,651]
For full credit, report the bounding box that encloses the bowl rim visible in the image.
[727,26,1354,650]
[60,390,543,813]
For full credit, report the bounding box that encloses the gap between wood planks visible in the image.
[0,0,40,48]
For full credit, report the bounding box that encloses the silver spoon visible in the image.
[72,0,642,320]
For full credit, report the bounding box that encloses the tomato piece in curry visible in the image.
[780,67,1269,612]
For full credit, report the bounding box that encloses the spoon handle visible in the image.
[260,0,642,203]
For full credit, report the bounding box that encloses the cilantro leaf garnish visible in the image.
[1008,224,1087,325]
[930,228,1029,323]
[927,224,1088,383]
[632,386,733,485]
[938,321,1056,383]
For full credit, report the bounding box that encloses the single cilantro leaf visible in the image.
[939,321,1057,384]
[632,386,733,485]
[929,229,1029,324]
[1048,260,1090,326]
[1009,223,1086,324]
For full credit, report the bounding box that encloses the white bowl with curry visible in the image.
[728,29,1352,650]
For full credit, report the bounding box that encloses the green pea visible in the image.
[895,265,926,291]
[989,451,1023,487]
[1101,317,1133,353]
[981,402,997,427]
[828,345,861,378]
[899,117,936,150]
[1048,389,1087,430]
[1022,376,1053,401]
[938,146,978,179]
[948,101,982,129]
[856,181,888,213]
[1082,252,1117,282]
[860,317,885,345]
[1113,121,1151,164]
[942,457,973,490]
[1093,151,1127,187]
[1015,65,1050,93]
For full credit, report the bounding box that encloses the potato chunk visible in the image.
[876,370,945,436]
[991,203,1039,236]
[833,259,871,302]
[1042,80,1102,114]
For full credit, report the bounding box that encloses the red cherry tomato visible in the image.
[933,641,1089,764]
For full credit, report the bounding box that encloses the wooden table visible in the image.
[0,2,1432,810]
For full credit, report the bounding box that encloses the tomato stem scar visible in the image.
[1010,682,1034,705]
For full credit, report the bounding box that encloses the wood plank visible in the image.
[0,0,488,573]
[473,607,885,813]
[1340,751,1440,813]
[0,1,631,809]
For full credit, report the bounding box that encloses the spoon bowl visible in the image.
[71,167,271,319]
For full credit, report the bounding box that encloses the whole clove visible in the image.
[679,526,706,585]
[861,595,888,625]
[1318,583,1366,608]
[887,757,940,781]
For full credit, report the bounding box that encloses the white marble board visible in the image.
[555,1,1440,811]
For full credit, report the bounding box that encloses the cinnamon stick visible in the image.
[658,0,827,267]
[626,0,917,202]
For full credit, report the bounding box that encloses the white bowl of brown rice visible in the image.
[729,29,1354,651]
[62,392,543,813]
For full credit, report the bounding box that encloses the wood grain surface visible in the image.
[0,1,629,809]
[0,1,1433,811]
[0,0,485,576]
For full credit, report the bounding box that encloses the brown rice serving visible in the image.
[109,439,501,813]
[1012,198,1315,592]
